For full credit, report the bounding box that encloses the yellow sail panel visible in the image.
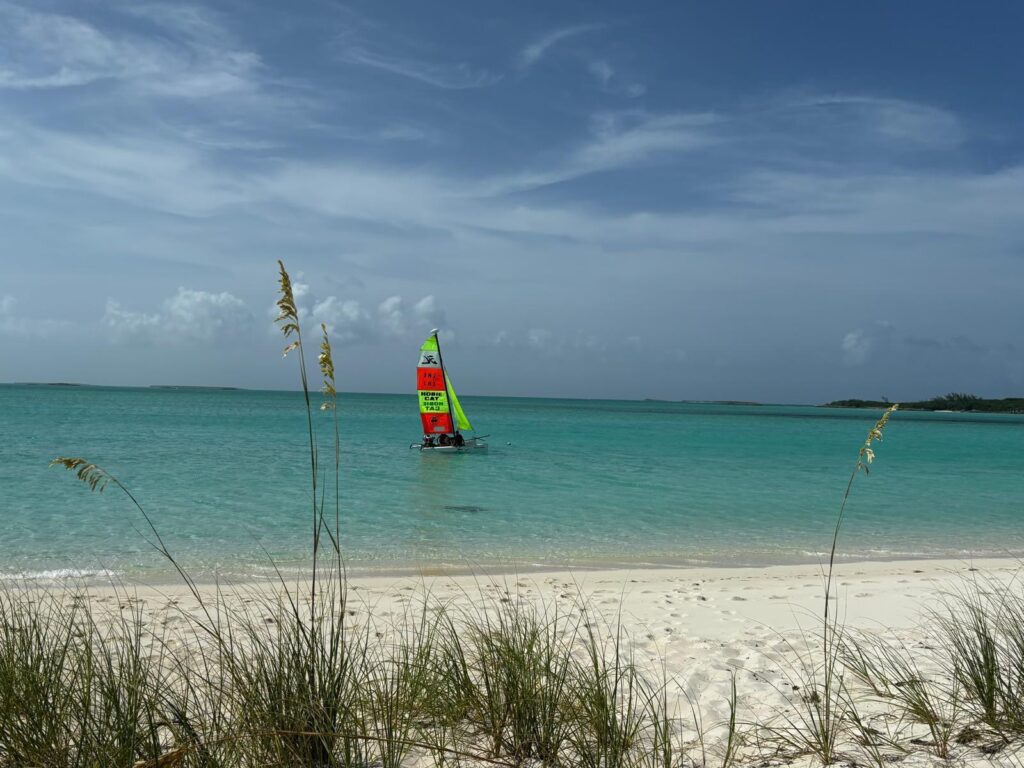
[419,389,449,414]
[446,373,473,431]
[420,335,439,357]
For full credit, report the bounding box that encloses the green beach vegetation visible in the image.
[826,392,1024,413]
[1,262,1022,766]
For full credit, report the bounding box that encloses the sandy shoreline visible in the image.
[41,556,1019,625]
[8,556,1020,765]
[19,557,1019,647]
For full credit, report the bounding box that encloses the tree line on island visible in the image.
[826,392,1024,413]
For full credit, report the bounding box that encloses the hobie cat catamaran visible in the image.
[413,330,487,453]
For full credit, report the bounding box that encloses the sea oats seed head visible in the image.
[319,322,337,409]
[857,404,898,474]
[50,456,110,492]
[275,260,301,356]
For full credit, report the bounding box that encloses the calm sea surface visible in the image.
[1,385,1022,582]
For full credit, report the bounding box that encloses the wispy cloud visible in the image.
[587,60,645,98]
[517,23,602,69]
[490,111,718,192]
[339,46,500,89]
[0,118,253,215]
[5,89,1022,258]
[376,123,440,143]
[808,95,964,149]
[573,111,714,172]
[0,1,262,97]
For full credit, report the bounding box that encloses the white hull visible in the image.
[414,438,488,453]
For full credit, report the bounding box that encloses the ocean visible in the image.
[1,384,1022,582]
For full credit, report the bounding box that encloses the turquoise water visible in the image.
[1,384,1023,582]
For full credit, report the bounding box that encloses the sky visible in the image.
[1,0,1022,402]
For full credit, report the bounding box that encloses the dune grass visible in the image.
[0,586,169,767]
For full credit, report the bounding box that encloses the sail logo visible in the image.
[419,390,449,413]
[420,354,438,365]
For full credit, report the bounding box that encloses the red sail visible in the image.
[417,335,453,434]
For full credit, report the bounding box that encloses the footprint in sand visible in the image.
[682,671,709,696]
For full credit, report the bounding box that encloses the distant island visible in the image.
[150,385,241,391]
[644,399,764,406]
[825,392,1024,414]
[682,399,764,406]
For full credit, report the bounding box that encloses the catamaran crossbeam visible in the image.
[411,438,488,453]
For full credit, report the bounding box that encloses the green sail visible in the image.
[446,373,473,431]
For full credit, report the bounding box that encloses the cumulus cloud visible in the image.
[0,294,76,338]
[527,327,553,351]
[490,327,611,358]
[103,287,250,344]
[268,287,446,346]
[0,295,21,335]
[377,296,405,336]
[312,296,373,344]
[268,280,374,344]
[413,295,445,329]
[841,329,872,366]
[841,321,893,366]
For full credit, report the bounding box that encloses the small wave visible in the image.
[798,548,1024,562]
[0,568,122,582]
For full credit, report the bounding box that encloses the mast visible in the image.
[431,328,458,434]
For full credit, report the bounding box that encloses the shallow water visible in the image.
[1,384,1022,581]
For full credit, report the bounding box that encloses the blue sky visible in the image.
[1,0,1022,401]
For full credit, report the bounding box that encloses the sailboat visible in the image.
[413,329,487,453]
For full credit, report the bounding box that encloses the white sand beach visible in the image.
[51,557,1022,767]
